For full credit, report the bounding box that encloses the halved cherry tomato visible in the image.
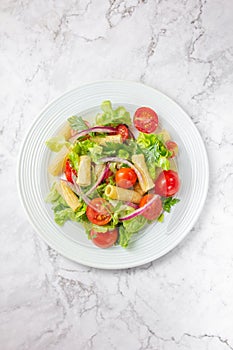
[166,141,178,158]
[90,228,118,248]
[139,194,163,220]
[116,124,129,141]
[134,107,158,134]
[65,160,77,184]
[154,170,180,197]
[115,168,137,189]
[86,198,112,226]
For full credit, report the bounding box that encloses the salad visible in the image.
[46,101,180,248]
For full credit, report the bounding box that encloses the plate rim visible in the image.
[17,80,209,269]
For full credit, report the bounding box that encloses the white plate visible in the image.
[17,81,209,269]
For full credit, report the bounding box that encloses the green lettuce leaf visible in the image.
[67,116,88,131]
[96,100,131,126]
[122,215,147,233]
[136,133,172,179]
[72,139,96,155]
[67,139,98,170]
[89,144,103,162]
[45,136,69,152]
[118,226,133,248]
[118,215,147,248]
[68,151,79,172]
[91,139,136,162]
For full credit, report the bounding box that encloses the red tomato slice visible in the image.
[90,228,118,248]
[134,107,158,134]
[115,168,137,189]
[116,124,129,141]
[139,194,163,220]
[86,198,112,226]
[154,170,180,197]
[65,160,77,184]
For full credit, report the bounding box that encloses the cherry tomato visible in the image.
[86,198,112,226]
[116,124,129,141]
[90,228,118,248]
[139,194,163,220]
[134,107,158,134]
[154,170,180,197]
[65,160,77,184]
[115,168,137,189]
[166,141,178,158]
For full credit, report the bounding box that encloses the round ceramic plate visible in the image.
[17,81,209,269]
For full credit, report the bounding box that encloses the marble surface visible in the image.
[1,0,233,349]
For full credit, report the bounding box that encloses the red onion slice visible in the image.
[119,194,162,221]
[69,126,116,143]
[60,179,79,196]
[125,202,139,209]
[70,174,112,214]
[85,164,109,196]
[128,128,135,140]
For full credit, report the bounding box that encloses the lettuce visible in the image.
[118,215,147,248]
[118,226,133,248]
[136,133,172,179]
[90,140,136,162]
[72,139,96,155]
[122,215,147,233]
[96,100,131,126]
[68,139,98,171]
[67,116,88,131]
[45,136,69,152]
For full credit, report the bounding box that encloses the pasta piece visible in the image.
[134,182,145,196]
[59,180,81,211]
[132,154,155,192]
[48,146,69,176]
[105,185,142,204]
[92,134,122,145]
[77,155,91,187]
[57,122,72,140]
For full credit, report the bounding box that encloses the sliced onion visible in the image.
[98,157,143,184]
[60,179,79,196]
[85,164,109,196]
[69,126,116,143]
[70,174,112,214]
[119,194,161,221]
[70,174,92,206]
[128,128,135,140]
[125,202,139,209]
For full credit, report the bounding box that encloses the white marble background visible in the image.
[1,0,233,349]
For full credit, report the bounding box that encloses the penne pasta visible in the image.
[48,146,69,176]
[77,155,91,187]
[134,182,146,196]
[105,185,142,204]
[132,154,155,192]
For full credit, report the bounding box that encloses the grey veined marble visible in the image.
[1,0,233,349]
